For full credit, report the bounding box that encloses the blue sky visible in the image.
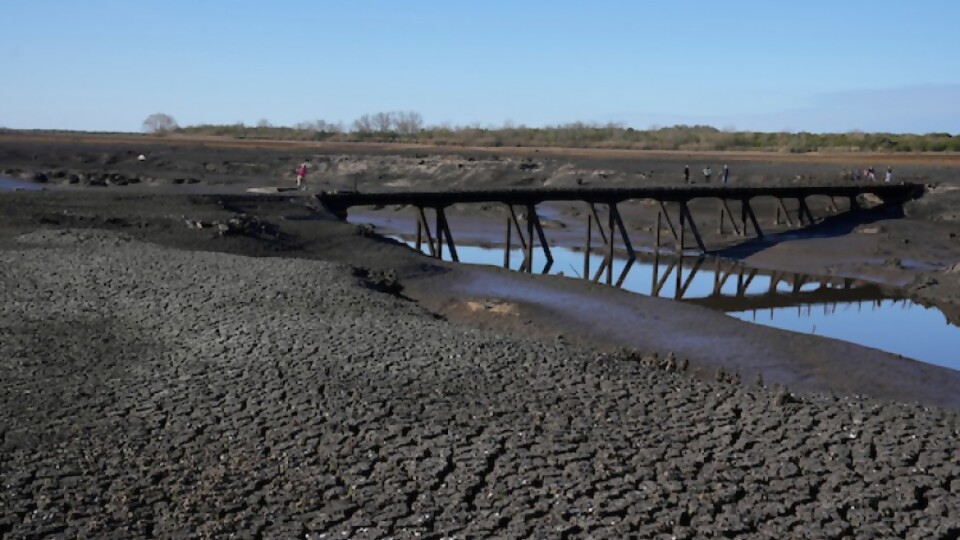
[2,1,959,133]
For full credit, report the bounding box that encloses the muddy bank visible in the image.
[0,189,957,404]
[5,134,955,311]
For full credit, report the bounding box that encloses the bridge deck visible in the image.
[318,183,923,211]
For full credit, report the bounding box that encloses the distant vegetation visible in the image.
[169,112,960,153]
[11,112,959,153]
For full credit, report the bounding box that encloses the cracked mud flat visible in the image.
[2,136,960,537]
[2,226,960,538]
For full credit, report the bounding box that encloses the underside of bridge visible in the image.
[319,183,924,285]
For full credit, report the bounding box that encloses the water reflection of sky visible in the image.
[0,176,42,191]
[403,240,960,372]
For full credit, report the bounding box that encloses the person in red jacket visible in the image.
[295,162,308,189]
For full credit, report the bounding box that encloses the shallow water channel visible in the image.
[395,237,960,371]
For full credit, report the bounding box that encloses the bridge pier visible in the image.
[502,204,552,274]
[586,203,635,285]
[415,206,459,262]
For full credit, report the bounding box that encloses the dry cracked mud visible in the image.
[2,229,960,539]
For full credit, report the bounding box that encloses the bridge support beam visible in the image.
[586,203,635,285]
[528,204,554,274]
[505,205,528,270]
[679,201,706,253]
[415,206,458,262]
[503,204,551,274]
[741,199,764,239]
[719,200,741,235]
[415,206,437,257]
[797,197,815,226]
[656,201,679,251]
[775,198,795,227]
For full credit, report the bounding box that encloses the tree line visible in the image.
[141,113,960,153]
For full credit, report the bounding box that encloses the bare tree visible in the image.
[372,111,395,133]
[395,111,424,137]
[256,118,272,128]
[352,114,373,133]
[296,119,344,133]
[142,113,178,135]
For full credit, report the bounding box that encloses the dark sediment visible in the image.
[2,195,960,537]
[2,133,960,537]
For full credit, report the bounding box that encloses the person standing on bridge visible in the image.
[684,165,690,184]
[885,167,893,183]
[721,165,730,185]
[703,165,712,183]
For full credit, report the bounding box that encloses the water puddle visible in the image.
[0,176,43,191]
[395,237,960,371]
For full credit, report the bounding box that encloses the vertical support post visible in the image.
[740,199,748,238]
[435,207,444,260]
[678,202,686,253]
[714,258,722,294]
[651,252,660,296]
[504,216,512,269]
[674,254,683,299]
[655,210,662,250]
[525,204,535,274]
[584,213,592,280]
[607,203,615,285]
[416,215,423,253]
[611,203,636,287]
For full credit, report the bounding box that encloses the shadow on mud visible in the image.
[710,205,904,259]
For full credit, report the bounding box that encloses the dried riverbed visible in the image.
[2,136,960,537]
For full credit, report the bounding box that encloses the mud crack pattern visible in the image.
[1,229,959,539]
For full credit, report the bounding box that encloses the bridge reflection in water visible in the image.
[475,242,897,314]
[400,239,959,369]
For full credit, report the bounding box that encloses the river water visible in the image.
[397,239,960,371]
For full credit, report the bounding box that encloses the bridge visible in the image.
[318,183,924,285]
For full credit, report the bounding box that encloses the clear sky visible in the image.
[3,0,959,134]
